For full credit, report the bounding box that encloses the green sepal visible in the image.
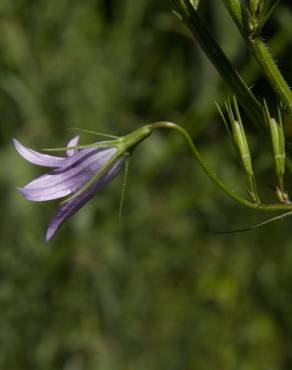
[60,125,153,204]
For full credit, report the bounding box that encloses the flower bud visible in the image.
[264,102,285,184]
[269,117,285,179]
[225,98,254,178]
[232,120,254,177]
[220,97,259,203]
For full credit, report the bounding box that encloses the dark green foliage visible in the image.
[1,0,292,369]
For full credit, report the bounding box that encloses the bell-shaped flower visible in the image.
[13,125,152,241]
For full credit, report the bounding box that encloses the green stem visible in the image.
[119,156,130,219]
[150,121,292,212]
[172,0,264,129]
[215,210,292,234]
[222,0,292,111]
[250,38,292,111]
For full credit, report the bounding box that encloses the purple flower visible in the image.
[13,136,125,241]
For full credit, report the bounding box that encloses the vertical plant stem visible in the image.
[172,0,264,129]
[222,0,292,112]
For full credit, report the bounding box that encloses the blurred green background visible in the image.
[1,1,292,369]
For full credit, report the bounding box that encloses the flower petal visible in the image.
[19,147,117,201]
[13,138,66,167]
[45,157,125,241]
[66,135,80,157]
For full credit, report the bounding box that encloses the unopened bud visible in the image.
[232,120,254,177]
[264,102,286,184]
[269,117,285,180]
[221,97,259,203]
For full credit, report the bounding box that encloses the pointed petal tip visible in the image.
[45,222,58,242]
[67,135,80,157]
[18,186,26,197]
[45,230,53,242]
[12,138,22,150]
[18,186,35,201]
[18,180,73,201]
[42,156,126,241]
[13,138,66,167]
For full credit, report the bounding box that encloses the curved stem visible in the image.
[150,121,292,212]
